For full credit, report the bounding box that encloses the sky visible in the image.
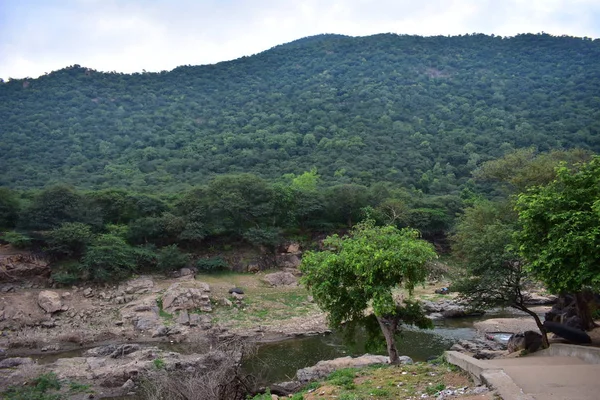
[1,0,599,80]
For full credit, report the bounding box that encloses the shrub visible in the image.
[1,231,32,248]
[196,257,227,273]
[157,244,189,273]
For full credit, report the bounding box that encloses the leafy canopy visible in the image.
[515,156,600,293]
[300,220,437,326]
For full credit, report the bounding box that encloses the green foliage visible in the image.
[451,200,526,310]
[81,234,137,281]
[0,187,20,229]
[195,256,228,273]
[3,372,61,400]
[2,34,599,191]
[515,156,600,293]
[301,220,436,362]
[45,222,94,258]
[1,231,32,248]
[51,260,84,286]
[156,244,189,273]
[301,220,437,326]
[326,368,357,390]
[153,358,166,369]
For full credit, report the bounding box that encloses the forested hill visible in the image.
[1,33,599,191]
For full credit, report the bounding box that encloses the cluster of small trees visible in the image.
[0,170,459,283]
[300,149,599,360]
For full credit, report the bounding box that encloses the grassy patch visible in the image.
[2,373,94,400]
[297,362,473,400]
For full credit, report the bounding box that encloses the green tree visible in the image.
[45,222,94,259]
[515,156,600,330]
[0,187,20,229]
[452,200,549,347]
[300,220,437,364]
[82,234,137,281]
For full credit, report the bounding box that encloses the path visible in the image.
[447,344,600,400]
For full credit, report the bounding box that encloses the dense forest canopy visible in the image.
[1,33,599,192]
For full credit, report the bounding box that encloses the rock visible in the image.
[152,325,169,337]
[176,310,190,325]
[0,357,33,368]
[123,278,154,294]
[178,268,195,277]
[61,292,72,300]
[134,316,161,331]
[221,298,233,307]
[109,344,141,358]
[231,292,244,301]
[262,271,298,287]
[543,321,592,344]
[83,288,94,298]
[507,331,543,353]
[434,287,450,295]
[0,284,15,292]
[276,254,302,268]
[38,290,63,313]
[228,287,244,295]
[189,313,212,329]
[40,320,56,328]
[247,264,260,273]
[285,242,301,253]
[296,354,400,383]
[523,292,557,305]
[473,350,506,360]
[121,378,135,391]
[41,344,61,352]
[162,283,212,313]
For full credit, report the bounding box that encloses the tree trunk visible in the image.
[516,305,549,349]
[575,291,597,330]
[376,315,400,364]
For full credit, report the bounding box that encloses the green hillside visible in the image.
[1,33,599,191]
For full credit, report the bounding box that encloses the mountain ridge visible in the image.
[1,33,599,191]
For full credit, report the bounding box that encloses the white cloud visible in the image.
[1,0,599,80]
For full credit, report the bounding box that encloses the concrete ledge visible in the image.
[535,343,600,364]
[444,351,497,384]
[481,370,535,400]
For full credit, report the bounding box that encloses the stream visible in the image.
[21,310,516,387]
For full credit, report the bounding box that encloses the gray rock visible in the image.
[152,325,169,337]
[296,354,395,383]
[262,271,298,287]
[83,288,94,298]
[228,287,244,295]
[134,316,161,331]
[38,290,63,313]
[507,331,542,353]
[121,378,135,391]
[162,283,212,313]
[176,310,190,325]
[0,357,34,368]
[123,278,155,294]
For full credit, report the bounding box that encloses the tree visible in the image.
[45,222,94,259]
[515,156,600,330]
[452,200,549,347]
[300,220,437,364]
[82,234,137,281]
[0,188,20,229]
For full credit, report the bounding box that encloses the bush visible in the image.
[157,244,189,273]
[81,234,137,281]
[45,222,93,258]
[1,231,32,248]
[196,257,227,273]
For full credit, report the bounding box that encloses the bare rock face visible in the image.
[122,278,154,295]
[296,354,407,383]
[262,271,298,287]
[0,253,50,283]
[38,290,63,313]
[162,283,211,314]
[276,254,302,268]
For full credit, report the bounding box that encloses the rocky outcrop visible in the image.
[422,299,484,319]
[522,292,557,305]
[122,277,155,295]
[38,290,66,313]
[0,253,50,283]
[450,338,506,359]
[296,354,411,383]
[0,344,234,397]
[507,331,543,353]
[161,282,211,313]
[262,272,298,287]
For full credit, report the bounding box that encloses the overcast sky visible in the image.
[1,0,599,80]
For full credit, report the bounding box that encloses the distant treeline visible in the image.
[0,170,464,282]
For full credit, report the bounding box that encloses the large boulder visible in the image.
[262,271,298,287]
[507,331,543,353]
[296,354,410,383]
[38,290,64,313]
[122,278,154,295]
[162,283,211,314]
